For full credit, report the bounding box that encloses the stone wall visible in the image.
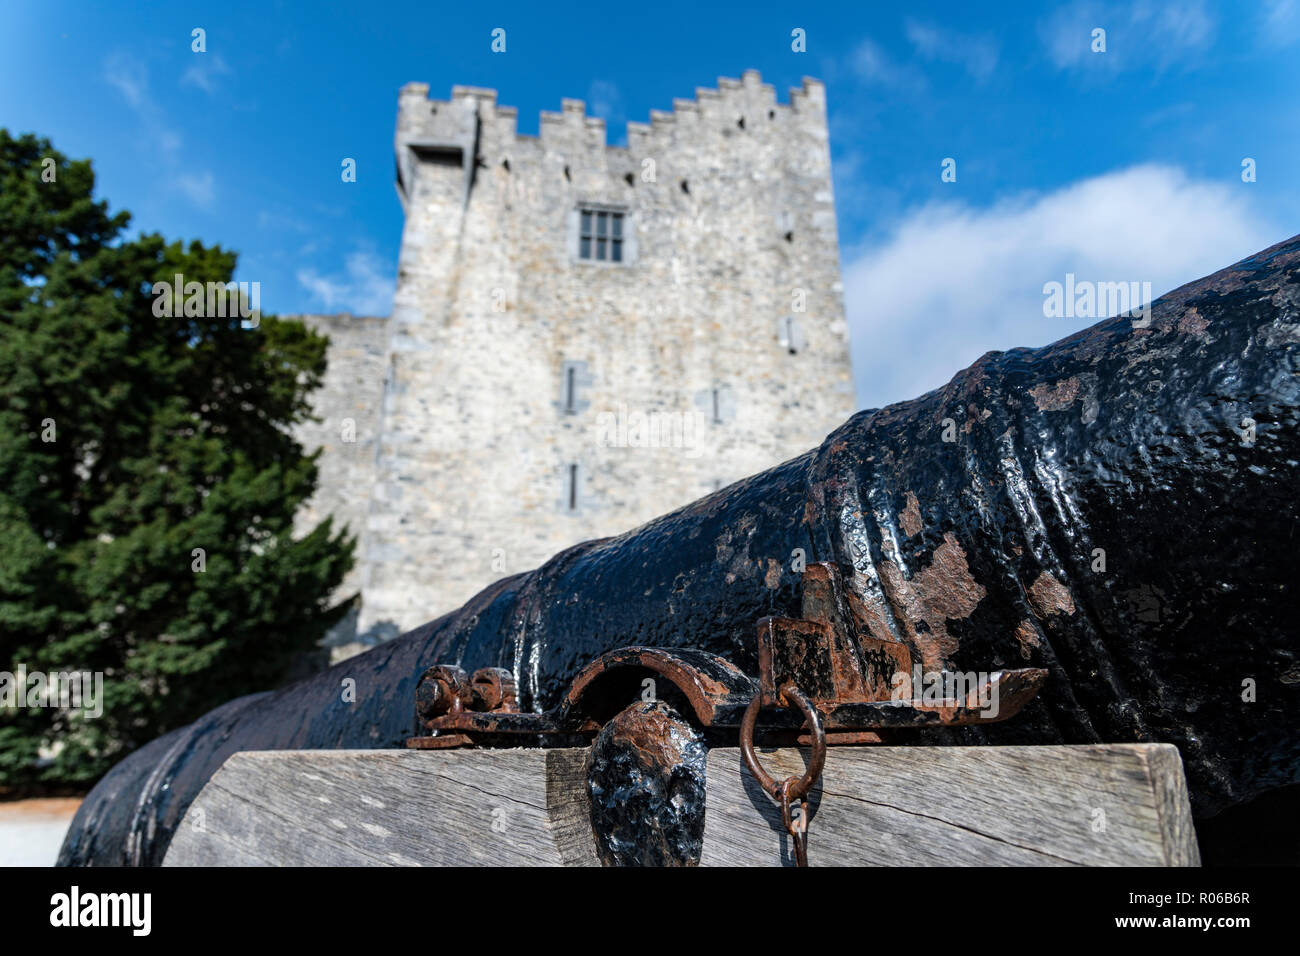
[290,313,388,610]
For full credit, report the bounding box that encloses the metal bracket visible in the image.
[404,562,1046,750]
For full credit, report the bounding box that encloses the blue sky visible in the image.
[3,0,1298,408]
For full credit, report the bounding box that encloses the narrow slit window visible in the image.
[564,367,576,413]
[567,463,579,511]
[579,208,626,262]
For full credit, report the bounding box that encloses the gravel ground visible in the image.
[0,798,81,867]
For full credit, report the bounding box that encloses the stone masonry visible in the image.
[290,313,388,604]
[293,70,856,651]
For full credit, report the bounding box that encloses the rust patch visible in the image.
[1028,571,1076,619]
[764,557,783,589]
[1014,619,1040,660]
[608,701,692,771]
[1178,305,1209,338]
[961,403,993,434]
[900,490,923,538]
[877,532,986,670]
[916,535,987,621]
[1029,377,1080,412]
[803,495,819,527]
[844,587,903,648]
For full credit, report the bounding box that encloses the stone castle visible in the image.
[293,70,856,654]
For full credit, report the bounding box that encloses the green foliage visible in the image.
[0,130,354,791]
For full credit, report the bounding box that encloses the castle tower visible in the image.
[305,71,856,643]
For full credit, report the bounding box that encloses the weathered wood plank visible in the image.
[701,743,1199,866]
[164,749,598,867]
[164,743,1197,866]
[544,749,600,867]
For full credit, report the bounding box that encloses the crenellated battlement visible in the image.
[396,70,827,159]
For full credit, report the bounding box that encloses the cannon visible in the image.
[59,234,1300,866]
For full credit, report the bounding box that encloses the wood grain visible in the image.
[164,749,598,867]
[164,743,1197,867]
[701,743,1199,866]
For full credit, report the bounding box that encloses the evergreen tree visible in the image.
[0,130,353,791]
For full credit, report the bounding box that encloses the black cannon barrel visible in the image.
[59,235,1300,866]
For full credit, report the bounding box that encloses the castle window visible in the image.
[566,463,579,511]
[559,360,591,415]
[579,208,624,262]
[697,384,734,425]
[779,316,804,354]
[570,206,635,265]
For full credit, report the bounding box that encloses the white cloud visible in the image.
[103,52,181,158]
[174,171,215,208]
[586,79,623,123]
[1041,1,1216,72]
[1261,0,1300,47]
[1135,1,1215,55]
[841,165,1281,410]
[904,20,999,81]
[104,52,147,108]
[297,250,394,316]
[181,54,231,95]
[586,79,626,144]
[849,37,925,91]
[257,210,312,233]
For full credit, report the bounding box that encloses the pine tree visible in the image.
[0,130,354,791]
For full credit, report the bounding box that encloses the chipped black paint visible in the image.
[59,235,1300,866]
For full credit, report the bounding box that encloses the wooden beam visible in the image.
[163,749,598,867]
[164,743,1197,867]
[701,743,1199,866]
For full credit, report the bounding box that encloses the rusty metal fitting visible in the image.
[414,665,472,728]
[778,778,811,866]
[739,681,827,802]
[470,667,518,713]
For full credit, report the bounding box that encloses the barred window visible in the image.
[579,208,624,262]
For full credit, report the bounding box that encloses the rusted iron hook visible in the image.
[739,682,827,866]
